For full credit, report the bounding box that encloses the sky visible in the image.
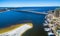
[0,0,59,7]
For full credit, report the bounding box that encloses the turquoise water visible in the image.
[0,7,59,36]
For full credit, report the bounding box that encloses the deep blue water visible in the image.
[0,7,59,36]
[0,7,59,28]
[0,10,45,28]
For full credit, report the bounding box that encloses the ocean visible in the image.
[0,7,59,36]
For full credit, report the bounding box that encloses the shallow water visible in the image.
[0,7,59,36]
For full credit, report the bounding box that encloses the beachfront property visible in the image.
[0,7,59,36]
[45,8,60,36]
